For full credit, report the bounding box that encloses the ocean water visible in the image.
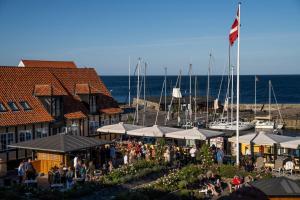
[101,75,300,104]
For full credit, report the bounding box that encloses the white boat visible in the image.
[209,118,254,131]
[254,80,285,130]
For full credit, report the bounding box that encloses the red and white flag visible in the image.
[229,6,240,46]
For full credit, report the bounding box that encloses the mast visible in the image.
[206,53,212,127]
[178,70,182,126]
[236,3,241,166]
[143,62,147,126]
[165,67,167,112]
[136,58,141,124]
[189,63,192,121]
[194,75,197,122]
[128,56,131,106]
[254,76,257,116]
[269,80,271,121]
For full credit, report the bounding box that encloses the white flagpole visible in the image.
[236,3,241,166]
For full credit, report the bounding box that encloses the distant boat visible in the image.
[255,80,284,130]
[209,117,254,131]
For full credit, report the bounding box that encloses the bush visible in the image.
[218,164,237,178]
[196,144,214,168]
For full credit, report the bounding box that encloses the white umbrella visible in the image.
[228,132,292,145]
[127,125,181,137]
[280,137,300,149]
[97,122,144,134]
[228,133,257,144]
[165,127,224,140]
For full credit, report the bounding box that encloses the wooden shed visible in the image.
[8,134,111,174]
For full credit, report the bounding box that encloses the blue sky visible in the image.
[0,0,299,75]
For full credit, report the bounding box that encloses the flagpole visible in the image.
[236,2,241,166]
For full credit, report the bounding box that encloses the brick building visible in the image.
[0,60,122,164]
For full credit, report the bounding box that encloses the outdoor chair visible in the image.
[272,159,284,175]
[284,161,294,175]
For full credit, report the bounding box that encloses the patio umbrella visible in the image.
[228,133,257,144]
[97,122,144,134]
[228,132,292,145]
[126,125,182,137]
[165,127,224,140]
[279,137,300,149]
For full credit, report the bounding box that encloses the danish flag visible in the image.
[229,7,240,46]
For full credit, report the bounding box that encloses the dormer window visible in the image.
[0,102,7,112]
[89,95,97,113]
[20,101,32,111]
[7,101,19,111]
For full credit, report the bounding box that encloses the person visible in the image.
[110,145,116,164]
[66,167,74,189]
[17,161,25,184]
[73,156,78,168]
[25,159,36,180]
[123,152,128,165]
[230,175,242,192]
[216,148,224,165]
[108,160,113,173]
[164,147,171,163]
[80,163,87,181]
[189,146,197,163]
[245,147,251,156]
[87,161,95,181]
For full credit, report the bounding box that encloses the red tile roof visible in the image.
[34,84,51,96]
[64,111,87,120]
[75,84,90,95]
[0,67,67,126]
[100,108,123,115]
[21,60,77,68]
[0,63,119,127]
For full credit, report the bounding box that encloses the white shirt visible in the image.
[73,157,78,167]
[124,155,128,165]
[190,148,197,158]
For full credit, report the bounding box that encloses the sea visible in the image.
[102,75,300,104]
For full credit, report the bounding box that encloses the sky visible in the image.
[0,0,299,75]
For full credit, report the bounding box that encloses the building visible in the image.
[0,60,122,166]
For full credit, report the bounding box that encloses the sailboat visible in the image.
[255,80,284,130]
[208,51,254,131]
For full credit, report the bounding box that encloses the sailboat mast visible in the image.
[236,3,241,166]
[129,56,131,106]
[143,62,147,126]
[165,67,167,112]
[255,76,257,116]
[194,76,197,122]
[178,70,182,126]
[269,80,271,121]
[206,53,212,126]
[136,58,141,124]
[189,64,192,121]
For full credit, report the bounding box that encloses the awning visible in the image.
[8,134,111,153]
[165,127,224,140]
[64,111,87,120]
[97,122,144,134]
[280,138,300,149]
[100,108,123,115]
[127,125,181,138]
[228,132,292,146]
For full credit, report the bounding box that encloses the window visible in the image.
[89,96,97,113]
[35,128,48,138]
[19,130,32,142]
[69,122,79,135]
[0,103,7,112]
[8,101,19,111]
[0,133,14,150]
[89,121,99,135]
[20,101,31,111]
